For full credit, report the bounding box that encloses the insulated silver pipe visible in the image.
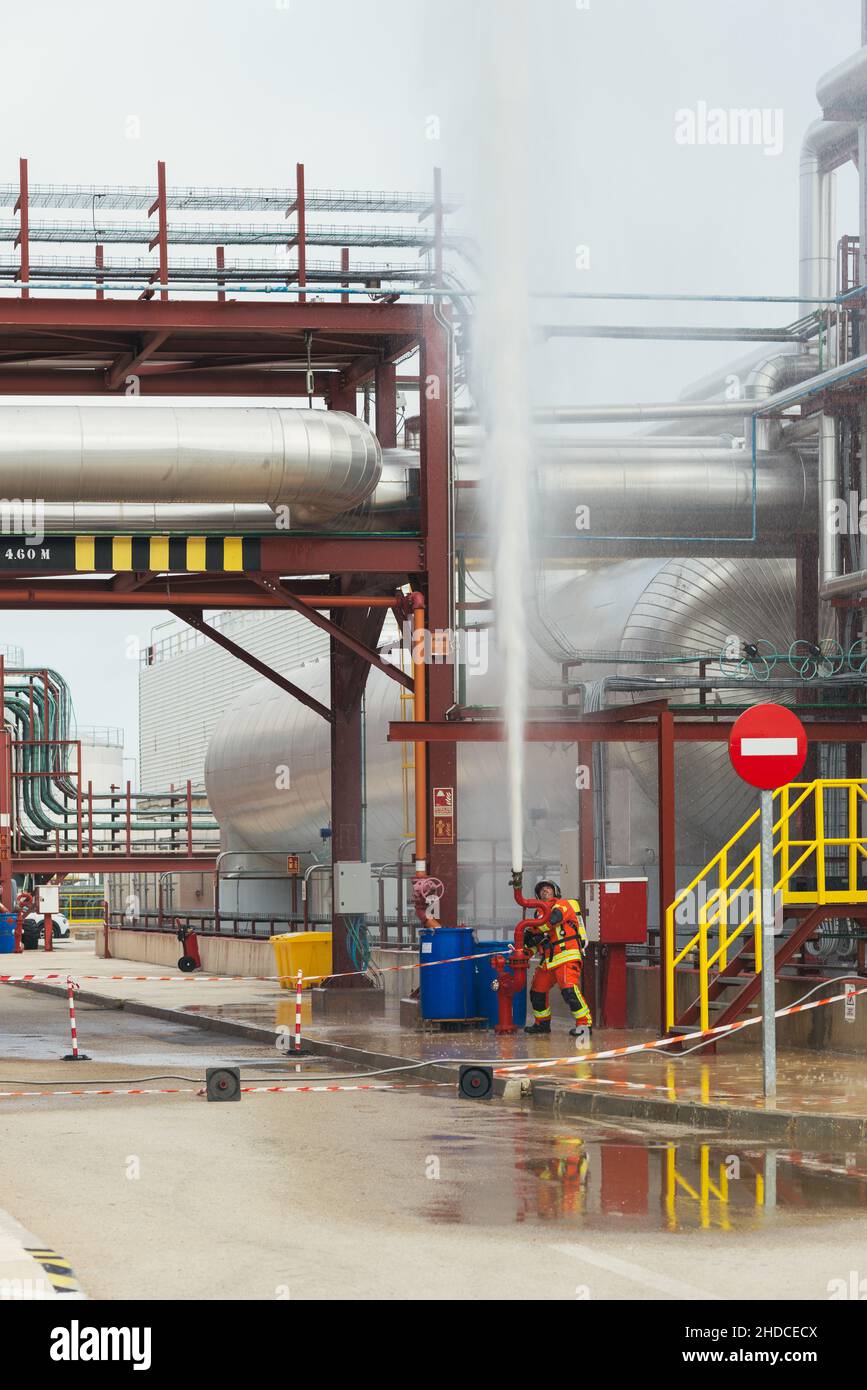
[31,444,815,544]
[799,119,855,307]
[819,416,840,589]
[817,46,867,121]
[0,404,382,524]
[809,41,867,597]
[454,401,761,426]
[454,447,815,540]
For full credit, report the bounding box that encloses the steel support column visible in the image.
[419,307,456,900]
[578,738,597,1019]
[169,608,332,723]
[14,158,29,301]
[328,380,358,412]
[0,727,13,908]
[375,360,398,447]
[657,709,676,1033]
[328,585,387,985]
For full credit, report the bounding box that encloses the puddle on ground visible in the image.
[415,1115,867,1232]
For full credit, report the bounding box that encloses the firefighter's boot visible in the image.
[524,1019,551,1036]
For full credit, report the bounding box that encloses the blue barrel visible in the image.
[419,926,475,1020]
[0,912,16,954]
[472,939,528,1029]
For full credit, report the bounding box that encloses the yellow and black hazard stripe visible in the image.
[25,1247,84,1297]
[73,535,262,573]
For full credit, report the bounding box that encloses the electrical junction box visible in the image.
[583,878,648,945]
[334,861,373,915]
[37,885,60,914]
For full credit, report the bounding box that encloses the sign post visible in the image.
[729,704,807,1100]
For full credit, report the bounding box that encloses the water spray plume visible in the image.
[476,0,534,879]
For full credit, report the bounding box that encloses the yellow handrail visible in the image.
[665,778,867,1031]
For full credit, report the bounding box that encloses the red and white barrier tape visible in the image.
[0,1080,454,1101]
[0,946,504,988]
[492,982,867,1074]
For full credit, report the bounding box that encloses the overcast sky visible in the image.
[0,0,861,769]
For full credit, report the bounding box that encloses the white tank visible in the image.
[204,557,815,874]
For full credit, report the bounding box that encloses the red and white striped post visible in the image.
[62,976,90,1061]
[294,969,303,1053]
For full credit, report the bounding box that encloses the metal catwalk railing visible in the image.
[665,778,867,1031]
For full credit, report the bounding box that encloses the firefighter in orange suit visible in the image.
[523,880,592,1036]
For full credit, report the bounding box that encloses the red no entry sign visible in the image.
[729,703,807,790]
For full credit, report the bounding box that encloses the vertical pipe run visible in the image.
[819,416,840,587]
[412,598,427,876]
[657,710,676,1033]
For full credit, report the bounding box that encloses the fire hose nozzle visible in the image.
[509,869,523,892]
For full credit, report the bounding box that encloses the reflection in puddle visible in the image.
[419,1120,867,1232]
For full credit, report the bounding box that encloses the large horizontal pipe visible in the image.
[26,443,816,545]
[386,719,867,744]
[817,46,867,121]
[0,404,381,523]
[454,401,779,427]
[454,446,815,540]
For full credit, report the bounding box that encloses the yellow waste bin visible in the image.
[271,931,332,990]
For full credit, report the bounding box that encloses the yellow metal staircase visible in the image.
[665,778,867,1034]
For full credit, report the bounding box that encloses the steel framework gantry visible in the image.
[0,158,458,980]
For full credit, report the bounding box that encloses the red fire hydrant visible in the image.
[490,873,554,1035]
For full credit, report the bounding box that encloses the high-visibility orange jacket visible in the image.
[527,898,588,969]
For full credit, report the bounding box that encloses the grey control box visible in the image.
[334,861,373,914]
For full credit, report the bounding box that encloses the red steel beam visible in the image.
[387,719,867,744]
[142,159,169,303]
[216,245,226,304]
[296,161,306,304]
[287,162,307,303]
[105,330,172,391]
[14,158,30,302]
[0,299,422,336]
[12,855,218,874]
[657,709,676,1033]
[95,245,104,302]
[249,575,414,690]
[375,360,398,447]
[341,247,350,304]
[260,534,422,574]
[0,577,419,608]
[0,369,338,396]
[418,305,456,890]
[171,608,332,722]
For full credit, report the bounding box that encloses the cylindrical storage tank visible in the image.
[419,926,475,1021]
[472,938,527,1029]
[204,557,826,913]
[0,912,17,953]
